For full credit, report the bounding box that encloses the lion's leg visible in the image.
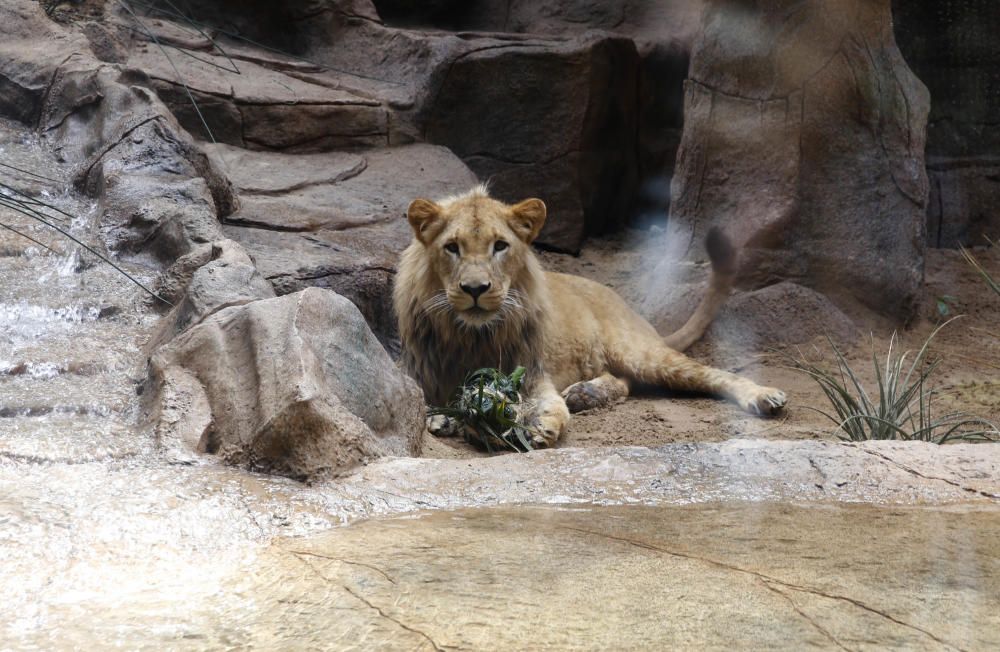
[527,375,570,447]
[561,373,631,413]
[614,343,786,416]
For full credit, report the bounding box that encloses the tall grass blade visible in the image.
[0,221,56,253]
[784,325,997,444]
[0,196,171,305]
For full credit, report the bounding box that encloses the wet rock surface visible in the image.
[1,3,998,650]
[2,440,1000,649]
[147,288,424,479]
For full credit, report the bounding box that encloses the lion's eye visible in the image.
[444,242,460,255]
[494,240,509,253]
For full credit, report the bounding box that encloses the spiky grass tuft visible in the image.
[786,321,997,443]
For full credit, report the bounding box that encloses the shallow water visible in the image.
[0,118,160,465]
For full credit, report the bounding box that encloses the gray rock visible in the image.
[670,0,930,322]
[705,282,859,351]
[147,288,424,480]
[148,239,275,349]
[927,159,1000,248]
[123,30,390,152]
[220,143,478,351]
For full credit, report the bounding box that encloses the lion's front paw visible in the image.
[426,414,462,437]
[740,386,787,417]
[528,413,567,448]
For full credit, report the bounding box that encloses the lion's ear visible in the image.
[509,198,546,244]
[407,198,444,244]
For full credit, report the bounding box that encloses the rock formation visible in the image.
[667,0,930,322]
[147,288,424,480]
[893,0,1000,247]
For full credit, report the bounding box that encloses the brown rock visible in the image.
[0,0,91,124]
[147,288,424,480]
[670,0,930,322]
[148,239,275,350]
[704,281,858,351]
[124,40,390,152]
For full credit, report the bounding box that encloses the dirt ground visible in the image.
[422,235,1000,458]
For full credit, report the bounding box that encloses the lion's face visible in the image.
[406,190,547,327]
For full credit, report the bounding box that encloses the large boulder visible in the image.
[892,0,1000,247]
[147,288,424,480]
[423,34,640,253]
[668,0,930,322]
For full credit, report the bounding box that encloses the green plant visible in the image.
[428,367,537,453]
[786,321,997,443]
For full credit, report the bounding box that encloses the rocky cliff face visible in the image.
[893,0,1000,248]
[665,0,930,323]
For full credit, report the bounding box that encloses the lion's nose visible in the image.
[460,282,491,299]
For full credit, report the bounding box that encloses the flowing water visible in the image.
[0,119,160,465]
[1,117,998,650]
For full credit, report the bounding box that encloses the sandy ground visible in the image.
[423,235,1000,458]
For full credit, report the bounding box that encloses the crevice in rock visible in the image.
[271,265,397,283]
[74,114,163,187]
[342,585,444,651]
[292,554,443,651]
[856,447,1000,500]
[561,526,966,651]
[288,549,397,584]
[243,131,387,152]
[463,147,581,167]
[35,52,82,130]
[760,580,853,652]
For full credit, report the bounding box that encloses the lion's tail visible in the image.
[662,227,737,353]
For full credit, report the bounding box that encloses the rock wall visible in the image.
[667,0,930,322]
[892,0,1000,247]
[0,0,427,478]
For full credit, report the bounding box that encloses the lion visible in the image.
[393,185,787,446]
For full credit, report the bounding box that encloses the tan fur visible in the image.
[393,186,786,446]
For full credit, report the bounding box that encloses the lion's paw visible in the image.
[528,414,566,449]
[426,414,462,437]
[740,386,787,417]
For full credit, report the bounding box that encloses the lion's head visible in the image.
[403,185,547,327]
[393,185,550,405]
